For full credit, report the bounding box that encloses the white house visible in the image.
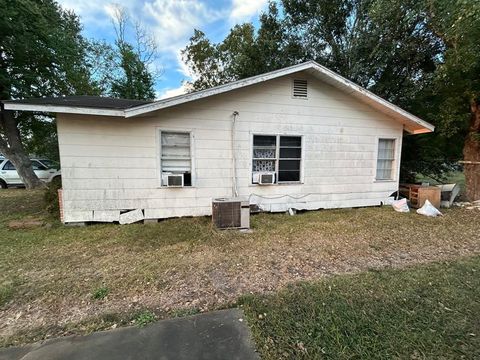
[3,61,434,224]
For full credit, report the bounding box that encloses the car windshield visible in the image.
[38,159,59,169]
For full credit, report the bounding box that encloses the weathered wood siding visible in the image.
[57,72,403,222]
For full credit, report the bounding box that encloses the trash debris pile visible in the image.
[392,198,443,217]
[416,200,443,217]
[392,198,410,213]
[453,200,480,210]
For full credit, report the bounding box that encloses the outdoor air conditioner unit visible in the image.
[212,198,250,229]
[259,172,276,185]
[165,174,184,187]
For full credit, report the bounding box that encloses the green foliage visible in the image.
[133,310,156,327]
[182,3,297,91]
[0,0,94,183]
[426,0,480,134]
[0,0,93,100]
[91,286,109,300]
[110,41,156,100]
[182,0,442,103]
[92,6,158,101]
[20,115,60,161]
[241,257,480,359]
[44,177,62,214]
[85,40,118,96]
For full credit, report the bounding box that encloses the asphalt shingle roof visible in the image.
[3,96,152,110]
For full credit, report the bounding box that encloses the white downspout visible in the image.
[232,111,239,198]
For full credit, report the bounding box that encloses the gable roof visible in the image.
[2,61,434,134]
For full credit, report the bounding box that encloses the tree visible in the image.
[181,30,224,91]
[281,0,444,106]
[424,0,480,200]
[0,0,92,188]
[109,7,157,100]
[182,0,443,103]
[182,3,298,91]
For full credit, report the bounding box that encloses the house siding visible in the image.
[57,71,403,223]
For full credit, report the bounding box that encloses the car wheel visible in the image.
[0,180,7,189]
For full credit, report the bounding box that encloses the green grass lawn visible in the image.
[241,257,480,359]
[1,189,479,352]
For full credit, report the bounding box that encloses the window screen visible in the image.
[252,135,302,183]
[376,139,395,180]
[161,132,192,186]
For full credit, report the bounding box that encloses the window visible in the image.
[2,161,15,171]
[252,135,302,184]
[376,139,395,180]
[279,136,302,182]
[38,159,58,169]
[293,79,308,98]
[32,161,47,171]
[160,131,192,186]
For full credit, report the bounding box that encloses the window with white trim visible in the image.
[376,138,395,180]
[252,135,302,184]
[160,131,192,186]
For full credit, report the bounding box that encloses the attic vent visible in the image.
[293,79,308,98]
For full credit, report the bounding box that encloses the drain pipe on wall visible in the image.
[232,111,239,198]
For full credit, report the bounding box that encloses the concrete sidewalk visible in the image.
[0,309,259,360]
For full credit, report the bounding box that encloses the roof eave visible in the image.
[306,63,435,134]
[2,103,125,117]
[2,60,435,134]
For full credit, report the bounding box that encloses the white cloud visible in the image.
[143,0,227,95]
[157,83,189,99]
[57,0,135,28]
[143,0,224,54]
[103,3,118,20]
[173,50,194,78]
[230,0,269,22]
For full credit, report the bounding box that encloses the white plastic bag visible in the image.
[416,200,443,217]
[392,198,409,213]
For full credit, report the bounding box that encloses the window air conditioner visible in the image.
[165,174,184,187]
[259,172,276,185]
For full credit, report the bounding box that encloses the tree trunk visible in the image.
[0,106,45,189]
[463,99,480,201]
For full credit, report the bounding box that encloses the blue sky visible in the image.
[57,0,269,99]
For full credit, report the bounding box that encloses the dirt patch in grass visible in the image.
[1,189,480,347]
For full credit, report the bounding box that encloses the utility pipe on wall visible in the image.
[232,111,239,198]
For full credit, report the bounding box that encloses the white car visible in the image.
[0,157,61,188]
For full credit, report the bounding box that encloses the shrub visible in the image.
[44,177,62,214]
